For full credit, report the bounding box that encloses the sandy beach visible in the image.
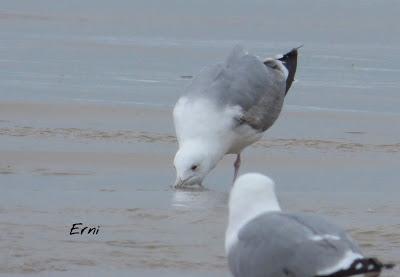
[1,1,400,276]
[0,100,399,277]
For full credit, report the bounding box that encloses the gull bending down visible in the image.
[173,45,299,188]
[226,173,395,277]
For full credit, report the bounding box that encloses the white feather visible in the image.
[225,173,280,253]
[317,251,363,275]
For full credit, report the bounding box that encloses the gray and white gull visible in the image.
[173,46,298,188]
[226,173,394,277]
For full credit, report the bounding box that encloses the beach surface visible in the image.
[1,1,399,276]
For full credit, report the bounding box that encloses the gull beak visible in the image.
[174,178,184,188]
[173,176,202,189]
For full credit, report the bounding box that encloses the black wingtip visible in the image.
[315,257,395,277]
[382,262,396,270]
[277,46,301,95]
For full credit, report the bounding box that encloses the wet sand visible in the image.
[0,101,399,277]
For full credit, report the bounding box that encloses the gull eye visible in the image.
[191,165,198,171]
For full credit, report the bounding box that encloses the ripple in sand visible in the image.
[106,240,175,251]
[33,168,94,176]
[99,188,116,192]
[1,125,399,153]
[0,165,13,174]
[345,131,366,135]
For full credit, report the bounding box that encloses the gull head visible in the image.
[229,173,281,216]
[226,173,281,252]
[173,142,221,188]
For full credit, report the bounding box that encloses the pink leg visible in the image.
[233,153,241,184]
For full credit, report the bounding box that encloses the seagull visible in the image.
[173,45,299,188]
[226,173,395,277]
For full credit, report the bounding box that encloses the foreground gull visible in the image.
[173,46,298,188]
[226,173,394,277]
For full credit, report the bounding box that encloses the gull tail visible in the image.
[277,46,301,95]
[315,257,395,277]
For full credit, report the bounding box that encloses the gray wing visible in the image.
[228,212,362,277]
[185,46,287,131]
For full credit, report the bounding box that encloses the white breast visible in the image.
[174,97,263,154]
